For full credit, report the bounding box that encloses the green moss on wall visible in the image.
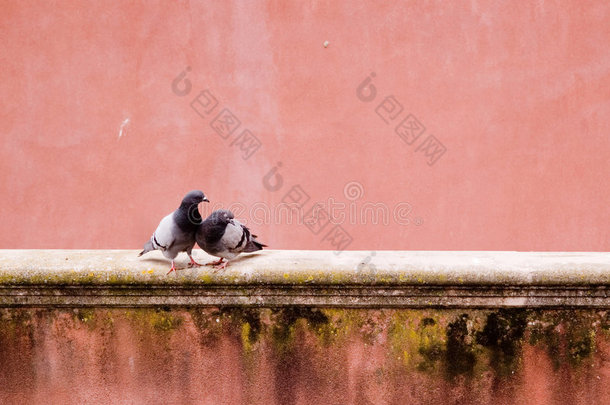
[0,306,607,387]
[529,310,603,369]
[123,308,184,333]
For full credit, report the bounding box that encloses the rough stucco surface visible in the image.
[2,249,610,285]
[0,250,609,403]
[0,307,609,405]
[0,250,609,308]
[1,1,610,252]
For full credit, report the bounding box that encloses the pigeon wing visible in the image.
[151,213,176,251]
[221,220,248,253]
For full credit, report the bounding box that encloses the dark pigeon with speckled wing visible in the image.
[196,209,266,270]
[139,190,209,274]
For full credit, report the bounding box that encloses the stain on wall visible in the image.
[0,307,608,404]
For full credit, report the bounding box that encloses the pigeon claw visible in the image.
[166,261,177,275]
[206,258,224,266]
[212,261,228,273]
[188,256,202,267]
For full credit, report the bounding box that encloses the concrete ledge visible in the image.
[0,250,609,308]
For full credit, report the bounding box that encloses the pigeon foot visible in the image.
[188,255,202,267]
[166,261,177,275]
[206,258,224,266]
[212,261,228,273]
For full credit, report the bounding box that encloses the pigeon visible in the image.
[196,209,266,270]
[139,190,209,274]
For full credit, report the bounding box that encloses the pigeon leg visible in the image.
[206,258,224,266]
[212,261,228,273]
[166,260,177,275]
[187,254,202,267]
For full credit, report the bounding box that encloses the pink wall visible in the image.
[1,308,609,405]
[1,1,609,251]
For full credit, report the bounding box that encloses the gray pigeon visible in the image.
[139,190,209,274]
[196,209,266,270]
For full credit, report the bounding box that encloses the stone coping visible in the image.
[0,250,608,307]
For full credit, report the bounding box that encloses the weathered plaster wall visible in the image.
[1,307,609,405]
[2,1,610,251]
[0,250,609,404]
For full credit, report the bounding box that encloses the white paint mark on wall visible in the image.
[118,118,130,139]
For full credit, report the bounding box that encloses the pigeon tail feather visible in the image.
[243,240,266,253]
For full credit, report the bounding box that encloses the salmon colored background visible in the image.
[1,1,609,251]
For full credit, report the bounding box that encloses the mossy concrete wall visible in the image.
[1,307,609,404]
[0,250,609,404]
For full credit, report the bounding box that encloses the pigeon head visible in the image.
[181,190,209,206]
[178,190,209,227]
[210,209,234,225]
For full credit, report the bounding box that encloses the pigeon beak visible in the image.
[203,197,209,203]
